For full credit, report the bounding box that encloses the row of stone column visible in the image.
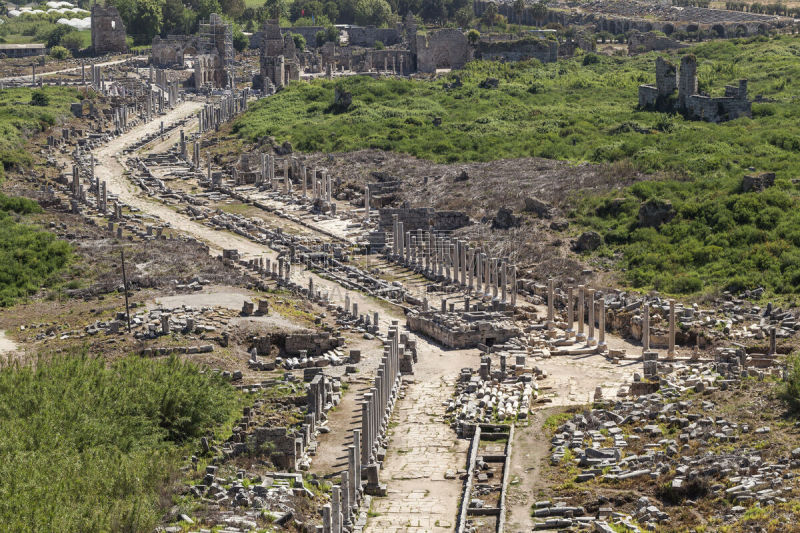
[245,255,292,284]
[360,324,403,496]
[113,105,130,133]
[197,90,248,134]
[546,281,678,357]
[389,216,517,306]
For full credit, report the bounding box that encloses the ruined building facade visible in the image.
[639,56,750,122]
[258,20,300,93]
[195,14,234,90]
[91,4,127,55]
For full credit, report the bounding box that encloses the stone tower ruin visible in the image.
[91,4,128,55]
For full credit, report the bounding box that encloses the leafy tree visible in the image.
[290,0,323,21]
[59,32,84,52]
[221,0,245,20]
[326,24,339,42]
[162,0,194,34]
[324,1,339,22]
[195,0,222,22]
[292,32,306,51]
[530,1,547,25]
[420,0,446,23]
[395,0,420,16]
[45,24,74,49]
[263,0,288,19]
[374,39,384,49]
[455,5,473,28]
[129,0,162,45]
[467,28,480,45]
[315,29,326,46]
[447,0,470,18]
[233,24,249,51]
[481,2,497,28]
[49,45,70,59]
[353,0,393,26]
[513,0,527,21]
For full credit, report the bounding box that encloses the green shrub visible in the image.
[49,45,70,60]
[582,52,600,66]
[0,353,237,532]
[779,354,800,413]
[30,90,50,106]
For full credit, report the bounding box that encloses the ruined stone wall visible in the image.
[251,427,299,470]
[415,30,471,73]
[406,313,519,349]
[366,49,414,74]
[677,55,698,109]
[628,31,687,55]
[684,94,751,122]
[378,208,471,233]
[285,332,343,356]
[638,85,659,108]
[91,5,127,55]
[346,26,402,47]
[656,56,677,96]
[151,36,192,67]
[476,37,558,63]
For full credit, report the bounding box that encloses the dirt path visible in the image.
[0,58,130,83]
[0,330,18,358]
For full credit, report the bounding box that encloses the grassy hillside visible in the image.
[0,86,79,306]
[235,35,800,296]
[0,353,237,532]
[0,86,80,174]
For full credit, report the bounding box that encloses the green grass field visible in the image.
[234,34,800,296]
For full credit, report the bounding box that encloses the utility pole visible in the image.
[121,249,131,332]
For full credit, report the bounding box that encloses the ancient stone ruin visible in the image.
[90,4,127,55]
[639,55,751,122]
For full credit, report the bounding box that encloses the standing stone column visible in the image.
[769,326,776,356]
[361,396,371,466]
[460,242,467,286]
[353,429,362,486]
[364,185,370,221]
[668,299,676,357]
[642,302,650,354]
[510,265,517,307]
[491,259,499,300]
[331,486,342,533]
[322,504,332,533]
[587,289,596,346]
[577,285,586,342]
[598,296,606,350]
[392,215,399,256]
[547,278,554,327]
[483,255,491,299]
[501,262,508,303]
[566,287,574,338]
[302,166,308,197]
[341,471,351,526]
[396,222,404,260]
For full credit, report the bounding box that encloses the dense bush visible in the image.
[0,353,237,532]
[780,354,800,413]
[0,87,80,305]
[234,35,800,296]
